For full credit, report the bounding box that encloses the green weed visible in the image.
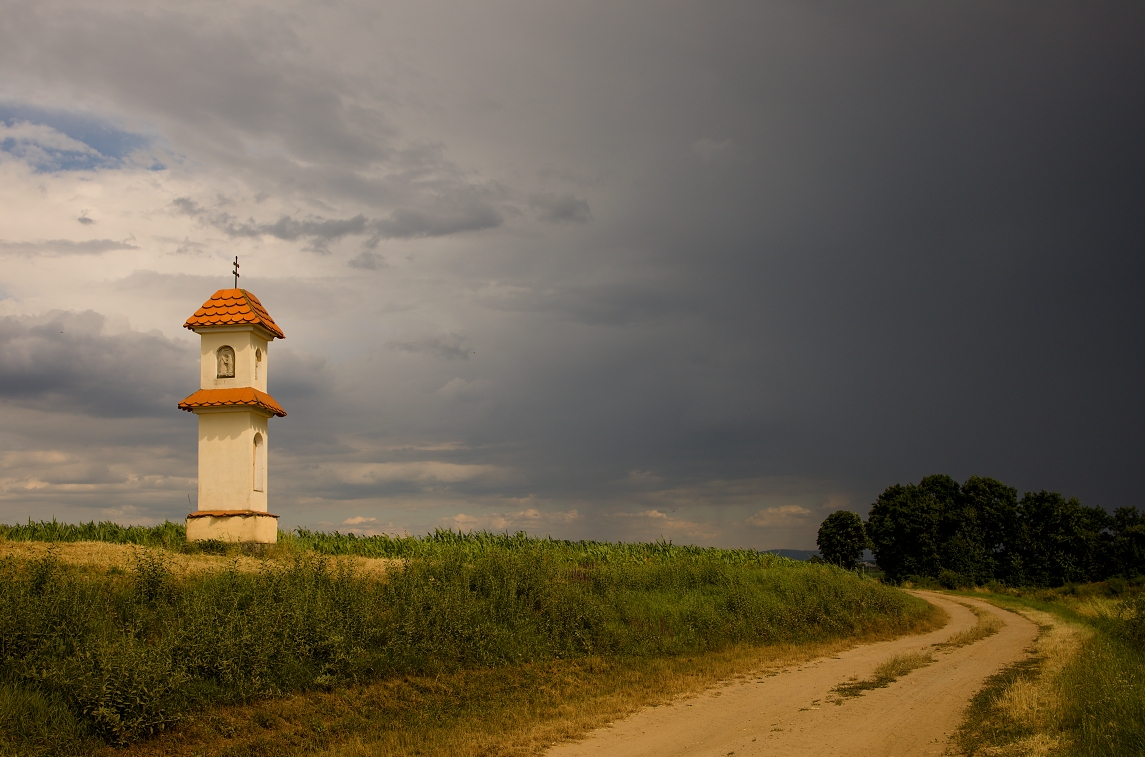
[830,651,933,700]
[936,604,1004,650]
[1060,633,1145,756]
[0,520,187,549]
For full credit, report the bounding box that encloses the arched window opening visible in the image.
[253,433,266,493]
[255,348,262,381]
[217,346,236,378]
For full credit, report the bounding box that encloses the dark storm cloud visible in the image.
[0,311,195,417]
[477,279,693,326]
[0,310,333,436]
[443,0,1145,517]
[372,201,504,240]
[223,214,371,243]
[269,348,333,403]
[529,193,592,224]
[387,334,471,361]
[347,251,384,270]
[172,192,503,251]
[0,402,200,523]
[469,0,1140,527]
[171,198,367,251]
[0,239,138,255]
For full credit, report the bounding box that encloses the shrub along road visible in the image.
[547,593,1037,757]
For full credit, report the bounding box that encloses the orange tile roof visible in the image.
[178,388,287,417]
[184,289,285,339]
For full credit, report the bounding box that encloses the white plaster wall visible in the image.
[196,409,270,511]
[187,514,278,543]
[196,327,270,392]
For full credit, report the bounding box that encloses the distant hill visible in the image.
[764,549,875,562]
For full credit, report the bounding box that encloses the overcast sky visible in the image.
[0,1,1142,549]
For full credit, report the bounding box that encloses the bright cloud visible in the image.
[747,506,814,528]
[610,509,720,541]
[438,508,580,533]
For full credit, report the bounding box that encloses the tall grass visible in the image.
[0,524,929,754]
[1061,635,1145,755]
[0,519,186,549]
[285,527,789,565]
[1060,594,1145,756]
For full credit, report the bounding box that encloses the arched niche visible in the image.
[253,432,267,492]
[217,346,236,378]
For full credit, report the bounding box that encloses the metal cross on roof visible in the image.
[233,256,240,288]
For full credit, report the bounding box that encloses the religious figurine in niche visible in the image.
[217,346,236,378]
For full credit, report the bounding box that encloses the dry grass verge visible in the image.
[0,540,397,579]
[939,604,1005,650]
[954,604,1091,756]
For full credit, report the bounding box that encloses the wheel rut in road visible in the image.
[546,592,1037,757]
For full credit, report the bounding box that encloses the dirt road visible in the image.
[547,593,1037,757]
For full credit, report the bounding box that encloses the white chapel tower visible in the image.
[178,286,286,543]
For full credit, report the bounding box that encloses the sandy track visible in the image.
[547,593,1037,757]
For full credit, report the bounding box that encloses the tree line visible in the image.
[816,474,1145,587]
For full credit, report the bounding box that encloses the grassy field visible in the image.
[0,521,936,756]
[953,581,1145,757]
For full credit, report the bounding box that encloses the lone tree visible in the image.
[817,510,868,569]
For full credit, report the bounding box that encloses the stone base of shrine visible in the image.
[186,510,279,543]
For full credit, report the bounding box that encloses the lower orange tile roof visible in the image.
[178,388,287,417]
